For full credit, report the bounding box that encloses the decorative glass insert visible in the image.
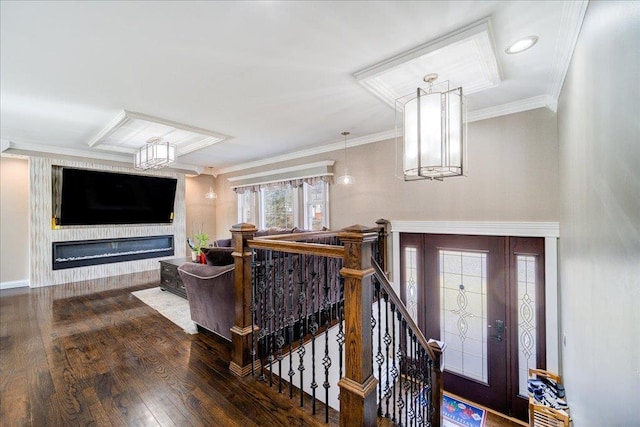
[440,250,488,383]
[517,255,537,396]
[404,247,418,321]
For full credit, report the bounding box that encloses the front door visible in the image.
[400,233,546,420]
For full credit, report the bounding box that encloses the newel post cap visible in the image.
[231,223,258,232]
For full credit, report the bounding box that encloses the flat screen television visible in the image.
[58,168,177,226]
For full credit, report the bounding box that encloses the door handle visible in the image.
[489,320,505,342]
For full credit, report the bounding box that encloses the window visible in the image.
[261,184,295,229]
[303,180,329,230]
[237,191,257,224]
[237,181,329,230]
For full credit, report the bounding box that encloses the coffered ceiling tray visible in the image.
[354,18,501,109]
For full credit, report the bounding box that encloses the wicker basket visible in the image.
[528,369,570,427]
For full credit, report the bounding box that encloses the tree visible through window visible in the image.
[304,181,328,230]
[237,181,329,230]
[261,185,294,229]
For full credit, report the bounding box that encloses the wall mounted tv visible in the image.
[56,167,177,226]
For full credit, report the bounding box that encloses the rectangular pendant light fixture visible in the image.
[396,76,466,181]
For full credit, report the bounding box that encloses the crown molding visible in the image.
[466,95,553,122]
[216,92,556,174]
[546,0,589,105]
[215,129,396,175]
[390,220,560,237]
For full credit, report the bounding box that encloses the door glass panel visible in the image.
[440,250,488,383]
[404,246,418,321]
[517,255,537,396]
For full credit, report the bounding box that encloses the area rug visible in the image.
[131,287,197,334]
[442,393,486,427]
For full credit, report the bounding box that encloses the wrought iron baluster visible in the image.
[408,329,415,425]
[309,255,319,415]
[297,254,306,407]
[418,347,426,426]
[266,251,275,387]
[257,249,270,382]
[275,252,285,393]
[391,302,398,424]
[321,256,332,423]
[398,316,406,425]
[336,278,345,381]
[383,291,393,419]
[403,321,410,427]
[375,278,383,417]
[287,253,295,399]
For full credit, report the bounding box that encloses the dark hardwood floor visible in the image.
[0,271,338,426]
[0,271,523,426]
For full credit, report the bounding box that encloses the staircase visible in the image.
[226,221,444,426]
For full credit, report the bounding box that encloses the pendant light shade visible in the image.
[337,131,354,185]
[205,186,217,199]
[396,74,466,181]
[134,137,176,170]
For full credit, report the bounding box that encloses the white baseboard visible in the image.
[0,279,29,290]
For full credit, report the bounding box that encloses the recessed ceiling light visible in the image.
[505,36,539,54]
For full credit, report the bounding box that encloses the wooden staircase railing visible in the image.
[371,258,445,426]
[228,222,443,426]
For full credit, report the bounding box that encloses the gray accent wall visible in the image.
[558,1,640,424]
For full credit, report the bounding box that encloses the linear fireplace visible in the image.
[52,235,174,270]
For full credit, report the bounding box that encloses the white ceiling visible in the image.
[0,1,587,175]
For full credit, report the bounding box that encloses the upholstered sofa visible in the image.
[178,227,321,341]
[212,226,319,248]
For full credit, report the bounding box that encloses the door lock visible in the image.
[489,320,505,342]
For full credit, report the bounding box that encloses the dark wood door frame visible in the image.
[399,232,547,420]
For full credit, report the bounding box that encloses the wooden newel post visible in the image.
[337,225,379,427]
[428,340,445,427]
[375,218,390,274]
[229,223,260,377]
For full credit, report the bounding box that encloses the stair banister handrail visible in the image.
[372,257,445,427]
[230,223,444,426]
[371,258,436,361]
[247,238,345,258]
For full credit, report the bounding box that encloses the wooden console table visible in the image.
[159,258,190,299]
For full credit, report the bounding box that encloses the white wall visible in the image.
[558,1,640,425]
[215,107,560,238]
[0,156,29,288]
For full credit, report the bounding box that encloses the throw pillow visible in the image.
[202,247,234,266]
